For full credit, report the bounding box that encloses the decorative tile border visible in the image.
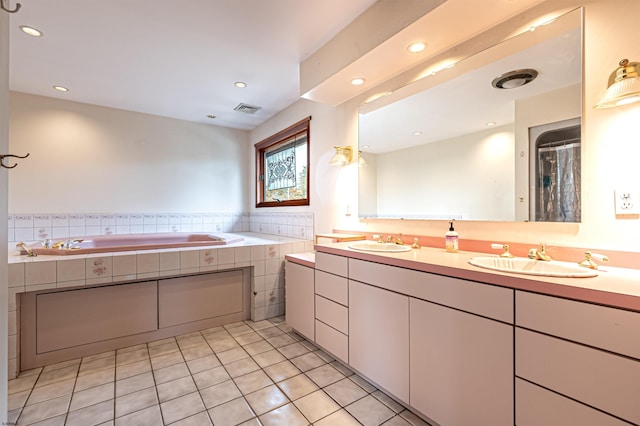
[8,212,314,243]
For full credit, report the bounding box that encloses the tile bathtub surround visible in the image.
[8,212,314,243]
[7,318,431,426]
[6,235,315,380]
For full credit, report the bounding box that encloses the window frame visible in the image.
[255,116,311,208]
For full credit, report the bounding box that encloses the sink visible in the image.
[348,242,412,252]
[468,256,598,278]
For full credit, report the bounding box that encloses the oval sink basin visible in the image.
[468,256,598,278]
[348,242,412,252]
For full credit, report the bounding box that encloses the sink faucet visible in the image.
[528,243,551,261]
[52,239,84,249]
[16,242,37,257]
[578,251,609,269]
[386,234,405,245]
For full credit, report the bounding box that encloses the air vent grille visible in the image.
[233,103,262,114]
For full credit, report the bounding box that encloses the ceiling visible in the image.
[8,0,377,130]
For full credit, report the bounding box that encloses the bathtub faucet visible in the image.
[52,239,84,249]
[16,242,37,257]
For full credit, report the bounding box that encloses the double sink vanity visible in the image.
[285,241,640,426]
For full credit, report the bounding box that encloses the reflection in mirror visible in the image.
[358,8,582,222]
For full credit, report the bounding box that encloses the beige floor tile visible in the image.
[293,389,340,423]
[330,360,354,377]
[176,333,207,350]
[115,359,151,381]
[148,340,180,357]
[161,391,206,424]
[324,378,368,406]
[29,413,66,426]
[79,355,116,376]
[150,351,184,370]
[153,362,190,385]
[257,327,285,339]
[243,340,273,356]
[209,396,256,425]
[65,398,114,426]
[225,357,260,378]
[42,358,81,373]
[346,394,395,426]
[266,333,296,348]
[207,337,241,353]
[8,389,30,411]
[314,349,335,363]
[171,411,213,426]
[199,380,242,409]
[115,386,158,418]
[216,347,249,365]
[305,364,345,388]
[235,332,264,346]
[252,349,286,368]
[70,382,114,412]
[277,374,319,401]
[278,342,309,359]
[314,409,362,426]
[27,378,75,406]
[233,369,273,395]
[238,418,262,426]
[148,337,175,347]
[116,343,147,354]
[244,384,289,416]
[82,350,116,363]
[116,347,149,366]
[192,366,231,390]
[74,368,115,393]
[373,389,405,413]
[115,371,155,397]
[227,324,254,337]
[399,409,432,426]
[35,365,79,388]
[187,355,221,374]
[18,394,71,425]
[260,402,309,426]
[350,374,377,393]
[157,376,197,403]
[383,415,415,426]
[181,345,214,361]
[115,404,163,426]
[264,360,301,383]
[248,320,274,331]
[290,352,325,372]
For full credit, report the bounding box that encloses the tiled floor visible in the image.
[7,317,431,426]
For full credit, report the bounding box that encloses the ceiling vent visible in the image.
[491,69,538,89]
[233,103,262,114]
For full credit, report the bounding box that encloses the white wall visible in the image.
[9,92,250,214]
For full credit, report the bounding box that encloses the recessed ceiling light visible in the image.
[414,131,422,136]
[53,85,69,92]
[407,41,427,53]
[206,114,216,119]
[234,82,247,88]
[351,78,365,86]
[362,145,370,149]
[486,122,497,127]
[19,25,43,37]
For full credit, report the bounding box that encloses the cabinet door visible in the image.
[410,298,513,426]
[285,261,315,341]
[349,280,409,402]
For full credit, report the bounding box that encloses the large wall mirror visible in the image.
[358,8,582,222]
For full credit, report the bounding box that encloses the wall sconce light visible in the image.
[329,146,353,166]
[358,151,367,167]
[594,59,640,108]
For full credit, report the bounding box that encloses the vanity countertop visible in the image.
[314,242,640,312]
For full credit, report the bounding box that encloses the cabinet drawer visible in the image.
[315,270,348,305]
[315,295,348,334]
[349,258,512,323]
[315,252,348,277]
[316,319,348,363]
[516,291,640,359]
[516,378,629,426]
[516,328,640,424]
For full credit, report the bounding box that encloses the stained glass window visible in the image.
[255,117,310,207]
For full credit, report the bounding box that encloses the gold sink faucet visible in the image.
[528,243,551,261]
[578,251,609,269]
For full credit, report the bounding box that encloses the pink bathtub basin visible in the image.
[25,233,244,256]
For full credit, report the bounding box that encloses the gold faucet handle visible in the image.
[578,251,609,269]
[491,243,514,258]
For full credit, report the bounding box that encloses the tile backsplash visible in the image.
[8,212,314,243]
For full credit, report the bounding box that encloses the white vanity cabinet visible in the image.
[515,291,640,425]
[284,259,315,341]
[314,252,349,363]
[349,280,410,402]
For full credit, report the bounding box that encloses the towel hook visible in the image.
[1,0,21,13]
[0,153,30,169]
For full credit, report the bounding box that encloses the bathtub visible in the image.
[23,232,244,256]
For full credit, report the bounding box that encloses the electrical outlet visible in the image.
[614,190,640,215]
